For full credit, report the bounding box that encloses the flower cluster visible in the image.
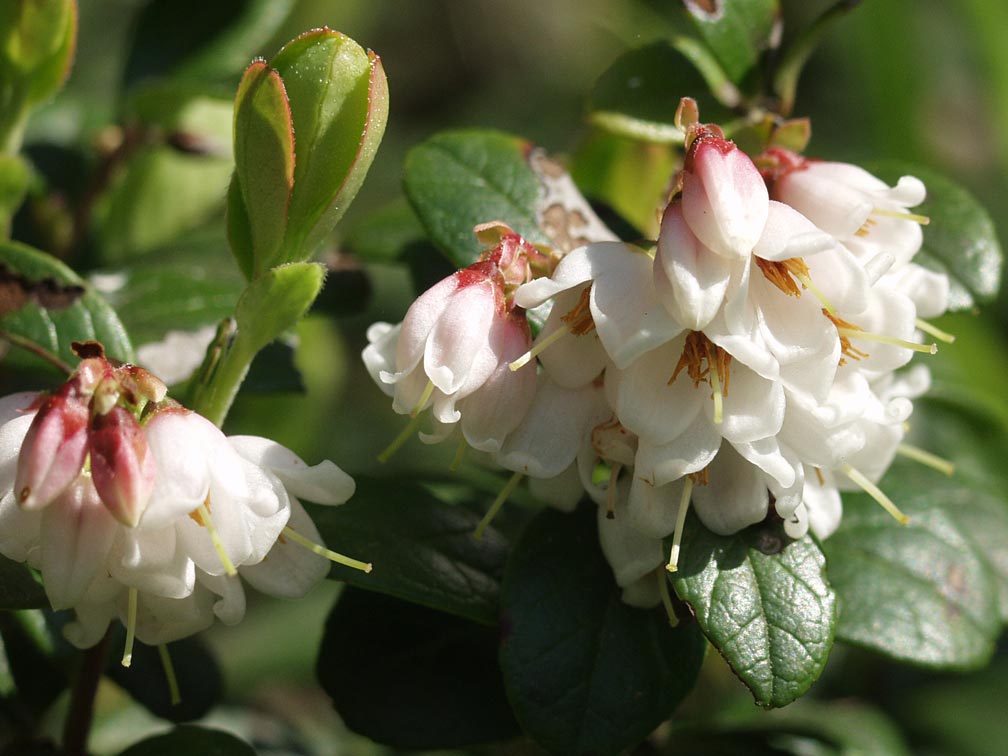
[0,344,366,658]
[363,106,950,608]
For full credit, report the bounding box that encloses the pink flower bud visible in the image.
[88,406,155,527]
[681,129,769,259]
[14,380,90,510]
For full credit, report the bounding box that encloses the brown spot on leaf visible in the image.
[0,265,85,317]
[541,204,591,253]
[529,151,566,179]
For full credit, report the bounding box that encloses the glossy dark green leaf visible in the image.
[106,636,222,724]
[500,506,706,756]
[117,725,255,756]
[670,514,836,708]
[232,61,295,275]
[872,163,1003,309]
[404,130,549,268]
[123,0,295,86]
[824,463,1002,668]
[0,241,134,366]
[306,477,508,625]
[0,557,45,610]
[270,29,389,261]
[317,588,519,749]
[587,41,734,142]
[681,0,779,85]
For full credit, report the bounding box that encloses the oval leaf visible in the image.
[871,162,1003,309]
[117,725,256,756]
[234,261,324,354]
[232,60,295,275]
[404,129,549,268]
[500,505,706,756]
[824,463,1002,669]
[0,241,134,367]
[271,29,389,260]
[306,477,508,625]
[317,588,519,749]
[670,514,836,709]
[681,0,778,85]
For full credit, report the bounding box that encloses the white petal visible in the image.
[142,411,215,529]
[513,245,598,308]
[692,445,769,535]
[423,282,497,395]
[633,414,721,487]
[528,462,584,512]
[112,526,195,599]
[240,499,330,597]
[228,435,355,505]
[803,469,843,539]
[394,274,459,375]
[627,475,688,539]
[536,287,608,388]
[362,321,399,396]
[753,201,834,262]
[597,498,664,587]
[197,571,247,625]
[717,364,785,444]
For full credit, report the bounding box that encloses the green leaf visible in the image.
[823,463,1002,669]
[271,29,389,261]
[93,146,234,263]
[0,154,29,235]
[306,477,508,625]
[872,162,1003,309]
[570,130,676,238]
[0,610,67,718]
[317,588,519,749]
[234,262,324,355]
[0,0,76,106]
[681,0,779,85]
[587,41,735,143]
[0,556,45,610]
[123,0,295,86]
[404,129,549,268]
[93,245,245,348]
[117,725,255,756]
[499,506,706,756]
[670,514,836,708]
[232,60,295,275]
[106,636,222,724]
[0,241,134,367]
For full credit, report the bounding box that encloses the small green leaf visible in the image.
[0,610,67,718]
[0,0,76,100]
[93,146,234,263]
[824,463,1002,669]
[681,0,779,85]
[106,635,222,724]
[0,556,46,610]
[234,261,324,354]
[0,153,30,235]
[116,725,256,756]
[306,477,508,625]
[500,506,706,756]
[872,162,1003,309]
[0,241,134,367]
[317,588,519,749]
[271,29,389,261]
[232,60,295,275]
[670,514,836,708]
[404,130,549,268]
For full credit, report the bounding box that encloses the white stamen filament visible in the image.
[657,570,679,627]
[121,587,138,667]
[837,328,937,355]
[197,502,237,577]
[411,380,436,417]
[898,443,955,476]
[605,464,622,519]
[915,318,956,344]
[841,463,909,524]
[377,412,424,463]
[509,324,570,371]
[158,644,181,706]
[282,526,372,573]
[872,207,930,225]
[474,471,523,540]
[709,357,724,425]
[666,477,694,572]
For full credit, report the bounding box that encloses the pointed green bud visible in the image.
[229,28,388,278]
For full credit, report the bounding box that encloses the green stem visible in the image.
[189,334,255,428]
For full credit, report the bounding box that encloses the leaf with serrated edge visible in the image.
[671,514,836,708]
